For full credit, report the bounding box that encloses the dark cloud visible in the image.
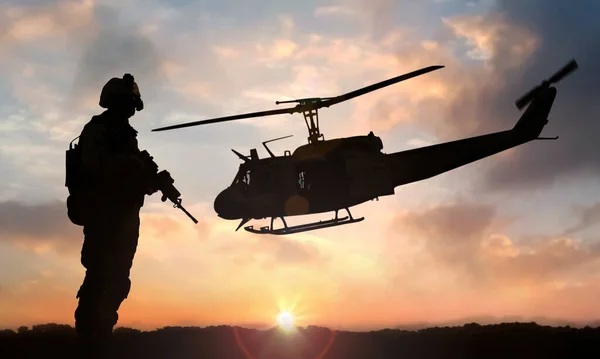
[0,200,81,253]
[62,2,272,148]
[68,4,167,109]
[450,1,600,192]
[0,200,212,255]
[562,202,600,236]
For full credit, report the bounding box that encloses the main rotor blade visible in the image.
[152,107,299,132]
[151,65,444,132]
[319,65,444,108]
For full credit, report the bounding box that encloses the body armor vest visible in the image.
[66,113,143,226]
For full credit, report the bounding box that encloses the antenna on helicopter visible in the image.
[231,149,249,162]
[152,65,445,144]
[262,135,294,158]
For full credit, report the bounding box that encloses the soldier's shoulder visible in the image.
[81,114,107,137]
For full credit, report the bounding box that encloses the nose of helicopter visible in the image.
[214,187,244,220]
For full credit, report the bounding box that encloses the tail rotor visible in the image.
[515,59,579,110]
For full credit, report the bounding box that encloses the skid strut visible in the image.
[244,208,364,235]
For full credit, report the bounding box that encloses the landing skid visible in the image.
[244,208,364,235]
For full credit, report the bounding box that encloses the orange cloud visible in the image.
[0,0,94,45]
[386,200,600,294]
[442,13,538,66]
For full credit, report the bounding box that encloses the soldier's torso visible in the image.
[90,111,139,156]
[83,111,144,207]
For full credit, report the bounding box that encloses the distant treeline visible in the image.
[1,322,599,358]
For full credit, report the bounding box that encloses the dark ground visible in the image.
[1,322,599,358]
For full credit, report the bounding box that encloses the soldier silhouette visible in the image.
[67,74,158,354]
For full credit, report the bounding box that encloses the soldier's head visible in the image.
[99,73,144,118]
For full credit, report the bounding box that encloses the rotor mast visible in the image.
[275,97,334,144]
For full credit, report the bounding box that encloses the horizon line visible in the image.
[4,317,600,333]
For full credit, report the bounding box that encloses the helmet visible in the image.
[99,73,144,111]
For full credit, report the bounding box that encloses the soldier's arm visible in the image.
[80,123,141,181]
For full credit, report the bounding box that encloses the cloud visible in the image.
[5,1,596,202]
[0,0,171,120]
[0,0,93,46]
[265,236,324,266]
[213,232,326,270]
[387,200,600,293]
[324,0,398,40]
[0,200,80,254]
[441,1,600,192]
[0,199,213,256]
[299,2,597,195]
[66,3,168,113]
[561,201,600,236]
[390,201,509,276]
[0,0,169,146]
[313,6,356,17]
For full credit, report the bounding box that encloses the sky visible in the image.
[1,0,599,331]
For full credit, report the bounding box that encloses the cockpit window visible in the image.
[233,169,251,187]
[231,166,278,194]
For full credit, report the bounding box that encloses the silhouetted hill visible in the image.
[394,315,600,331]
[1,322,599,358]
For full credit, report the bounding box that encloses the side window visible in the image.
[243,170,251,186]
[298,171,306,189]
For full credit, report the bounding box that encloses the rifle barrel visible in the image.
[177,203,198,224]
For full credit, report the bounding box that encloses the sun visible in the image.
[276,310,296,332]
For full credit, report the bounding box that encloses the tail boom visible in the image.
[387,130,530,187]
[386,84,559,188]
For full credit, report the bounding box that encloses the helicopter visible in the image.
[152,59,578,235]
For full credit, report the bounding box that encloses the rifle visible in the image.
[137,150,198,224]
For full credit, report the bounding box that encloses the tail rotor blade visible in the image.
[548,59,579,84]
[515,59,579,110]
[516,85,541,110]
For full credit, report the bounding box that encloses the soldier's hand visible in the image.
[145,186,160,196]
[143,176,159,195]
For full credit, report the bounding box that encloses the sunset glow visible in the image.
[0,0,599,332]
[276,310,296,332]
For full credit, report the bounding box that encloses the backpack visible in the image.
[65,116,104,226]
[65,135,87,226]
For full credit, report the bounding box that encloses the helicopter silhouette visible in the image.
[152,60,578,235]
